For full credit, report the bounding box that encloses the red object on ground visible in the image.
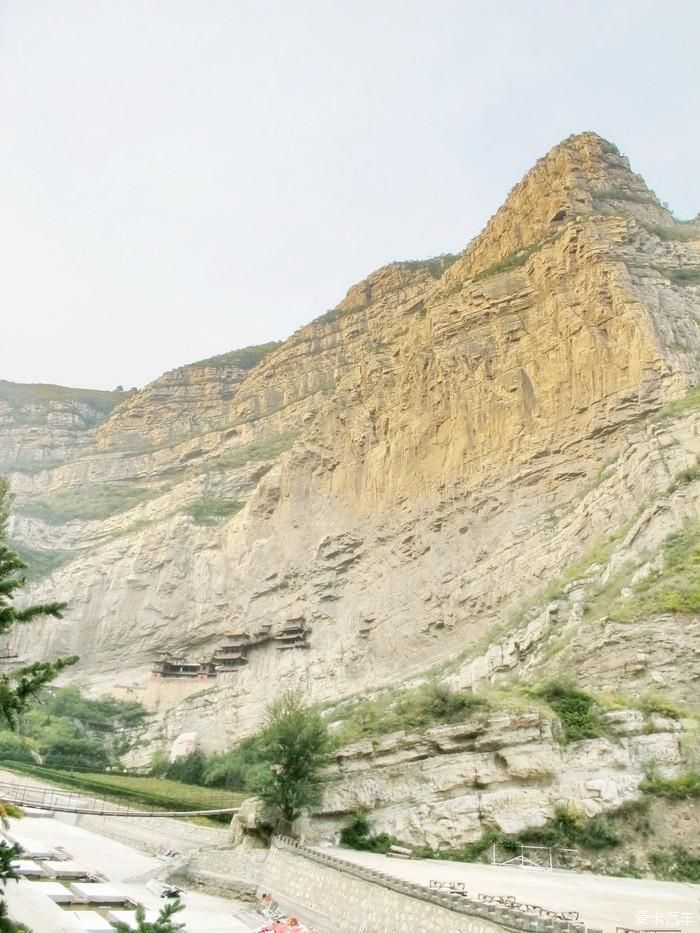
[254,923,316,933]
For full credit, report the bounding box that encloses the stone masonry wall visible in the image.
[259,837,601,933]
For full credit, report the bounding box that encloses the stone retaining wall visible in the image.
[58,810,227,855]
[57,811,267,896]
[183,842,267,892]
[260,837,604,933]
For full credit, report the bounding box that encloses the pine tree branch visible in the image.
[0,657,78,728]
[13,602,67,623]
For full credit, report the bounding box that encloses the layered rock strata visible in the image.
[313,709,684,848]
[0,133,698,756]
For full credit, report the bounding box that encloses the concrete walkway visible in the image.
[5,815,257,932]
[325,847,700,932]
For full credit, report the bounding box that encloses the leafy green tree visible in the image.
[253,692,331,830]
[13,686,146,771]
[45,685,145,730]
[165,750,205,785]
[0,478,77,728]
[0,732,34,764]
[202,734,268,791]
[110,900,186,933]
[41,736,110,771]
[148,749,170,777]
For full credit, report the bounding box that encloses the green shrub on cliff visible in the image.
[340,812,396,853]
[41,736,110,771]
[517,804,619,850]
[641,771,700,799]
[605,522,700,620]
[186,342,280,371]
[186,497,243,525]
[330,681,487,744]
[532,682,603,742]
[15,482,156,524]
[4,686,147,770]
[340,804,622,865]
[165,750,206,785]
[649,847,700,882]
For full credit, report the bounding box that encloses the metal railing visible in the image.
[492,842,579,870]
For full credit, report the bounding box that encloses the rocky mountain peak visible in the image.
[2,133,700,776]
[460,130,671,279]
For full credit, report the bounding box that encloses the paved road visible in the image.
[327,847,700,932]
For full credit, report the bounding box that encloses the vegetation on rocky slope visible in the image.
[578,519,700,626]
[641,771,700,799]
[0,380,130,416]
[184,341,281,371]
[208,431,299,473]
[327,682,488,745]
[398,253,459,277]
[340,797,700,882]
[341,802,623,860]
[8,542,75,581]
[186,497,244,525]
[530,682,603,742]
[0,685,146,770]
[15,482,160,524]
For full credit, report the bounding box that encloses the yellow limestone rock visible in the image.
[2,133,700,755]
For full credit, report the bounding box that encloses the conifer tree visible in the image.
[0,477,76,728]
[110,900,186,933]
[0,477,78,930]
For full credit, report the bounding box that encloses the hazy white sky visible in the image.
[1,1,698,390]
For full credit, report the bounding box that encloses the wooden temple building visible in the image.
[151,620,310,680]
[150,657,217,681]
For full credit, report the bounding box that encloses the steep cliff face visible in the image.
[2,132,700,759]
[0,381,128,472]
[94,343,282,450]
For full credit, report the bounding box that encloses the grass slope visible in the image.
[0,761,243,814]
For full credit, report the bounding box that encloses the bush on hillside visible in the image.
[12,686,146,771]
[642,771,700,799]
[165,750,206,786]
[533,682,603,742]
[0,731,35,764]
[331,681,487,745]
[649,847,700,883]
[518,804,619,850]
[202,735,269,791]
[340,812,396,853]
[41,736,111,771]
